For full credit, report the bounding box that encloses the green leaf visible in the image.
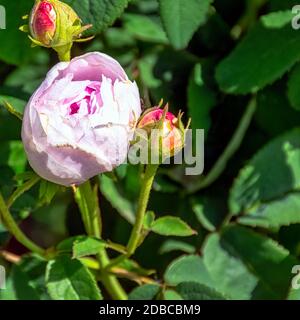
[260,10,295,29]
[191,195,227,232]
[287,63,300,111]
[288,288,300,300]
[0,255,49,300]
[164,255,214,287]
[159,0,212,49]
[4,53,49,96]
[255,82,300,136]
[105,27,136,48]
[99,175,135,224]
[230,128,300,212]
[216,12,300,94]
[203,225,300,299]
[32,196,70,239]
[229,128,300,228]
[129,284,161,300]
[177,282,225,300]
[238,193,300,229]
[46,255,102,300]
[7,174,40,209]
[203,232,260,300]
[65,0,129,35]
[188,63,216,135]
[57,235,88,253]
[0,141,27,174]
[163,289,183,300]
[123,14,168,44]
[138,54,162,89]
[7,141,27,174]
[151,216,196,237]
[143,211,155,229]
[0,264,40,300]
[73,237,106,259]
[57,236,125,257]
[159,239,196,254]
[0,0,37,65]
[16,255,50,300]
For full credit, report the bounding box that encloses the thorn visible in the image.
[0,250,21,264]
[19,25,29,33]
[73,24,93,37]
[28,35,47,47]
[157,103,169,131]
[158,99,164,108]
[74,35,95,43]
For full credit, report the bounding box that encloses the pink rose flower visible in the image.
[22,52,141,186]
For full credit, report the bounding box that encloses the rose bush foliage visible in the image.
[0,0,300,301]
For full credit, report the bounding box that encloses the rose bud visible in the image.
[21,52,142,186]
[136,105,188,162]
[29,0,57,46]
[20,0,93,60]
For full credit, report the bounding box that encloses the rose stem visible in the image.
[127,164,159,254]
[75,181,127,300]
[105,164,159,270]
[57,50,71,62]
[0,191,46,257]
[56,44,72,62]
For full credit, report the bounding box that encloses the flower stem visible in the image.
[127,164,159,255]
[56,44,72,62]
[74,181,127,300]
[7,175,40,209]
[0,191,46,257]
[97,250,127,300]
[105,164,159,272]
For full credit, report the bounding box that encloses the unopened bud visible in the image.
[20,0,93,60]
[137,105,188,162]
[30,1,56,46]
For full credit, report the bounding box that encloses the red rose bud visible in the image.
[30,1,56,46]
[21,0,93,60]
[137,105,188,162]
